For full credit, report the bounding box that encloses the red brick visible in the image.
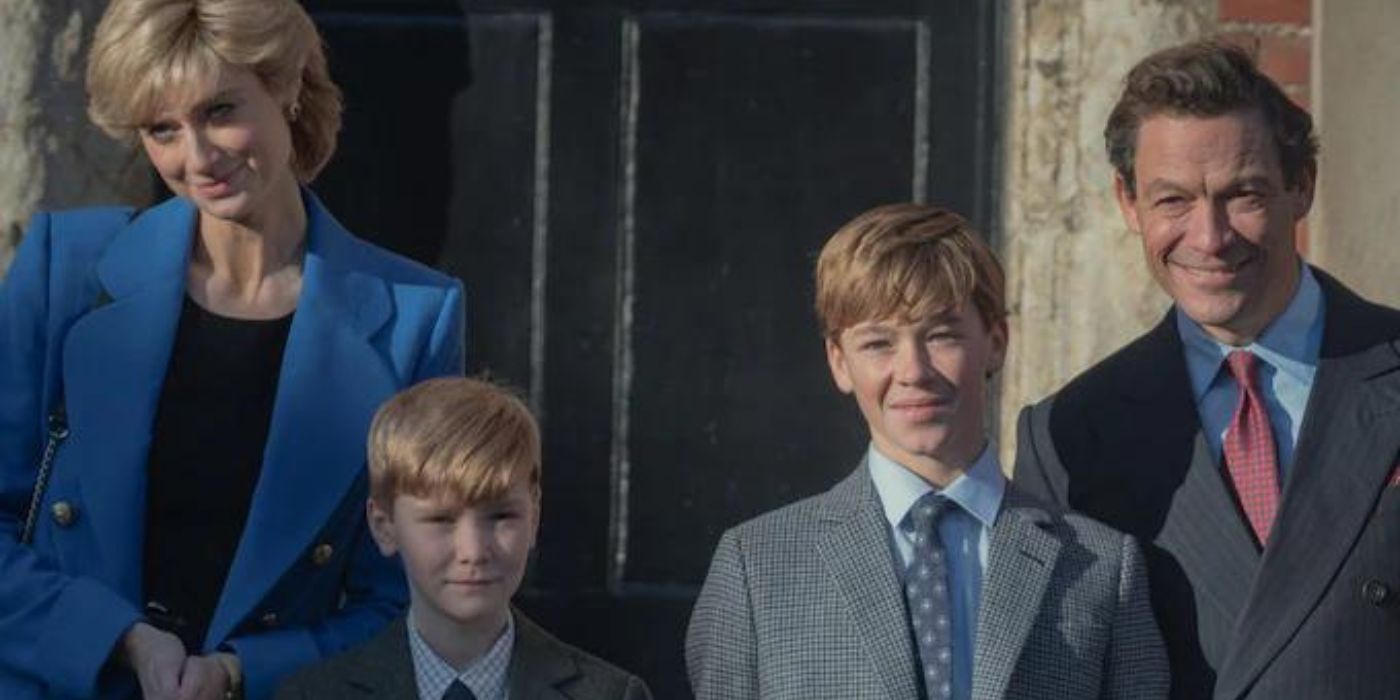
[1256,35,1310,88]
[1214,32,1311,90]
[1221,0,1310,25]
[1218,31,1258,53]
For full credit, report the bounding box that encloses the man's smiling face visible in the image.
[1115,108,1313,345]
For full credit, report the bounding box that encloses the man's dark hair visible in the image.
[1105,39,1318,195]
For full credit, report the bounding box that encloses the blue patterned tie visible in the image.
[904,492,954,699]
[442,680,478,700]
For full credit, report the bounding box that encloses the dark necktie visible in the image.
[903,492,954,699]
[1222,350,1280,547]
[441,680,478,700]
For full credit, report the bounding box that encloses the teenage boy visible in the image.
[277,378,651,700]
[686,204,1168,699]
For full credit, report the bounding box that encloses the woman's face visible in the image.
[139,65,298,226]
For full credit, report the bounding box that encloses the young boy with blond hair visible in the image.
[278,377,651,700]
[686,203,1168,699]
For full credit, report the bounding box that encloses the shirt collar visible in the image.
[1176,264,1324,400]
[408,611,515,700]
[867,441,1005,531]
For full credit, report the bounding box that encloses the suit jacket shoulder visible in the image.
[723,478,835,546]
[1044,312,1181,424]
[996,484,1141,583]
[1310,267,1400,353]
[44,205,139,253]
[709,467,877,598]
[1013,310,1197,511]
[317,210,458,290]
[509,611,651,699]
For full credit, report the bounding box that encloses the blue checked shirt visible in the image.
[408,611,515,700]
[868,442,1006,700]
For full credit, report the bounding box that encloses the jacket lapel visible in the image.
[205,193,394,646]
[971,487,1061,700]
[60,198,196,598]
[508,611,579,700]
[1158,433,1260,619]
[814,466,922,700]
[1216,275,1400,698]
[342,617,419,697]
[1112,314,1260,626]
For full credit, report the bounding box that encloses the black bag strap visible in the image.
[20,411,69,544]
[19,210,130,545]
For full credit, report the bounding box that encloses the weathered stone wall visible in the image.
[997,0,1216,465]
[0,0,150,275]
[1311,0,1400,307]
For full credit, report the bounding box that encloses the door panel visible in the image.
[624,14,921,585]
[303,1,998,694]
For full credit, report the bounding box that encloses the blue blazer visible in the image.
[0,192,464,699]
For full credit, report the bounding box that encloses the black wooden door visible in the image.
[303,1,999,694]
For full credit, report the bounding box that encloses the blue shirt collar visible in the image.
[1176,264,1324,401]
[867,441,1005,531]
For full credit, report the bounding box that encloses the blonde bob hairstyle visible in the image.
[86,0,342,182]
[368,377,542,511]
[815,203,1007,339]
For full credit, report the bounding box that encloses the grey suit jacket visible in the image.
[685,465,1168,700]
[1014,268,1400,699]
[274,610,652,700]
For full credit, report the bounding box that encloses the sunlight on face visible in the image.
[1115,110,1313,345]
[826,301,1006,476]
[139,64,299,227]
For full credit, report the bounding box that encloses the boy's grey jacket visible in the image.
[275,610,652,700]
[686,464,1169,700]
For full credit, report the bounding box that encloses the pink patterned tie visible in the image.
[1222,351,1280,548]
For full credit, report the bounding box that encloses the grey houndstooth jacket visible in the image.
[685,463,1169,700]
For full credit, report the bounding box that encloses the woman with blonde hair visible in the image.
[0,1,464,698]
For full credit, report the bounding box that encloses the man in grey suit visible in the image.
[1015,41,1400,699]
[687,203,1168,700]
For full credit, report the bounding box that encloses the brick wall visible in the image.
[1221,0,1312,106]
[1219,0,1313,250]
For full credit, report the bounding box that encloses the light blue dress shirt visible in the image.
[408,611,515,700]
[1176,264,1324,483]
[868,442,1006,700]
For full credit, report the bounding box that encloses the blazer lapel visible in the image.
[971,487,1061,700]
[60,198,195,598]
[508,611,580,700]
[1217,276,1400,698]
[342,617,419,697]
[1114,314,1260,625]
[814,467,922,700]
[1159,433,1261,620]
[205,193,395,646]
